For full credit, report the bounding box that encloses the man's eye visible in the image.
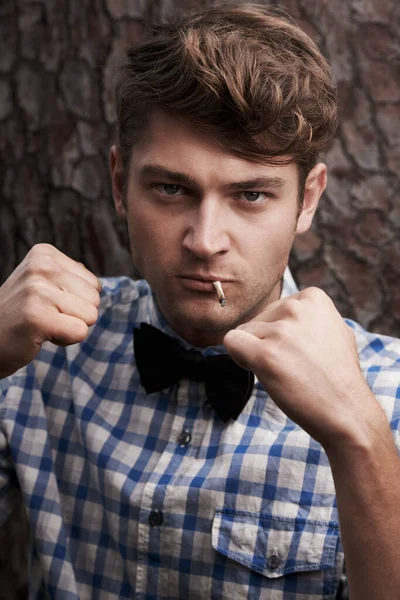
[155,184,184,196]
[241,191,268,203]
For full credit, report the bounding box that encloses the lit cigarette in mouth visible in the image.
[212,281,226,307]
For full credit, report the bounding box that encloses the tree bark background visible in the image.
[1,0,400,333]
[0,0,399,597]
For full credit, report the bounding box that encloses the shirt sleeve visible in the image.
[0,379,20,526]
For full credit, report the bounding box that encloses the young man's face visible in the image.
[111,111,326,347]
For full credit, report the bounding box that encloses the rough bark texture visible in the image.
[0,0,399,597]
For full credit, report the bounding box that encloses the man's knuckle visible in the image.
[284,298,300,316]
[302,286,325,301]
[29,243,54,257]
[273,320,290,338]
[24,279,39,298]
[36,255,58,275]
[93,289,101,307]
[26,254,59,278]
[85,305,98,324]
[74,320,89,341]
[84,287,99,306]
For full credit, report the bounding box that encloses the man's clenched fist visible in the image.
[224,287,382,451]
[0,244,101,379]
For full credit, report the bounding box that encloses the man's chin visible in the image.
[172,305,235,332]
[157,297,242,345]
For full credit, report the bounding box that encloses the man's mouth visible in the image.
[178,275,230,292]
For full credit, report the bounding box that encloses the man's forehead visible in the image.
[130,111,298,185]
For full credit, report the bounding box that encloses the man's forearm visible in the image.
[326,405,400,600]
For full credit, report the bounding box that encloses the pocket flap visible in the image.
[212,509,339,579]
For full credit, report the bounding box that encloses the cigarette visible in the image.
[212,281,226,307]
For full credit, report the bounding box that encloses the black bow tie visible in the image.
[133,323,254,422]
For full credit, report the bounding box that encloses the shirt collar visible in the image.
[280,266,299,299]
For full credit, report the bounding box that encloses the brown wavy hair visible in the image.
[115,3,338,194]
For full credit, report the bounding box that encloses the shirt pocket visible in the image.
[212,508,339,579]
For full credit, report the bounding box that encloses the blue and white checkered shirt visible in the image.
[1,268,399,599]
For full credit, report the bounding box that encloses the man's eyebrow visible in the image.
[139,164,286,191]
[139,165,201,190]
[224,177,286,191]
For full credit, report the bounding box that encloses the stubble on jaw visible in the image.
[151,265,287,348]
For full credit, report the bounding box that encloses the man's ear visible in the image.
[295,162,327,235]
[110,145,127,219]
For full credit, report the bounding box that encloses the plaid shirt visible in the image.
[1,269,399,600]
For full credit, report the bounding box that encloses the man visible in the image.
[0,4,399,599]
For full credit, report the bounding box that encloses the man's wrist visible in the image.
[323,399,394,469]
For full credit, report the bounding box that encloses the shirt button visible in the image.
[267,551,281,569]
[148,509,163,527]
[177,430,192,447]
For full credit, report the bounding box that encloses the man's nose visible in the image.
[182,196,230,259]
